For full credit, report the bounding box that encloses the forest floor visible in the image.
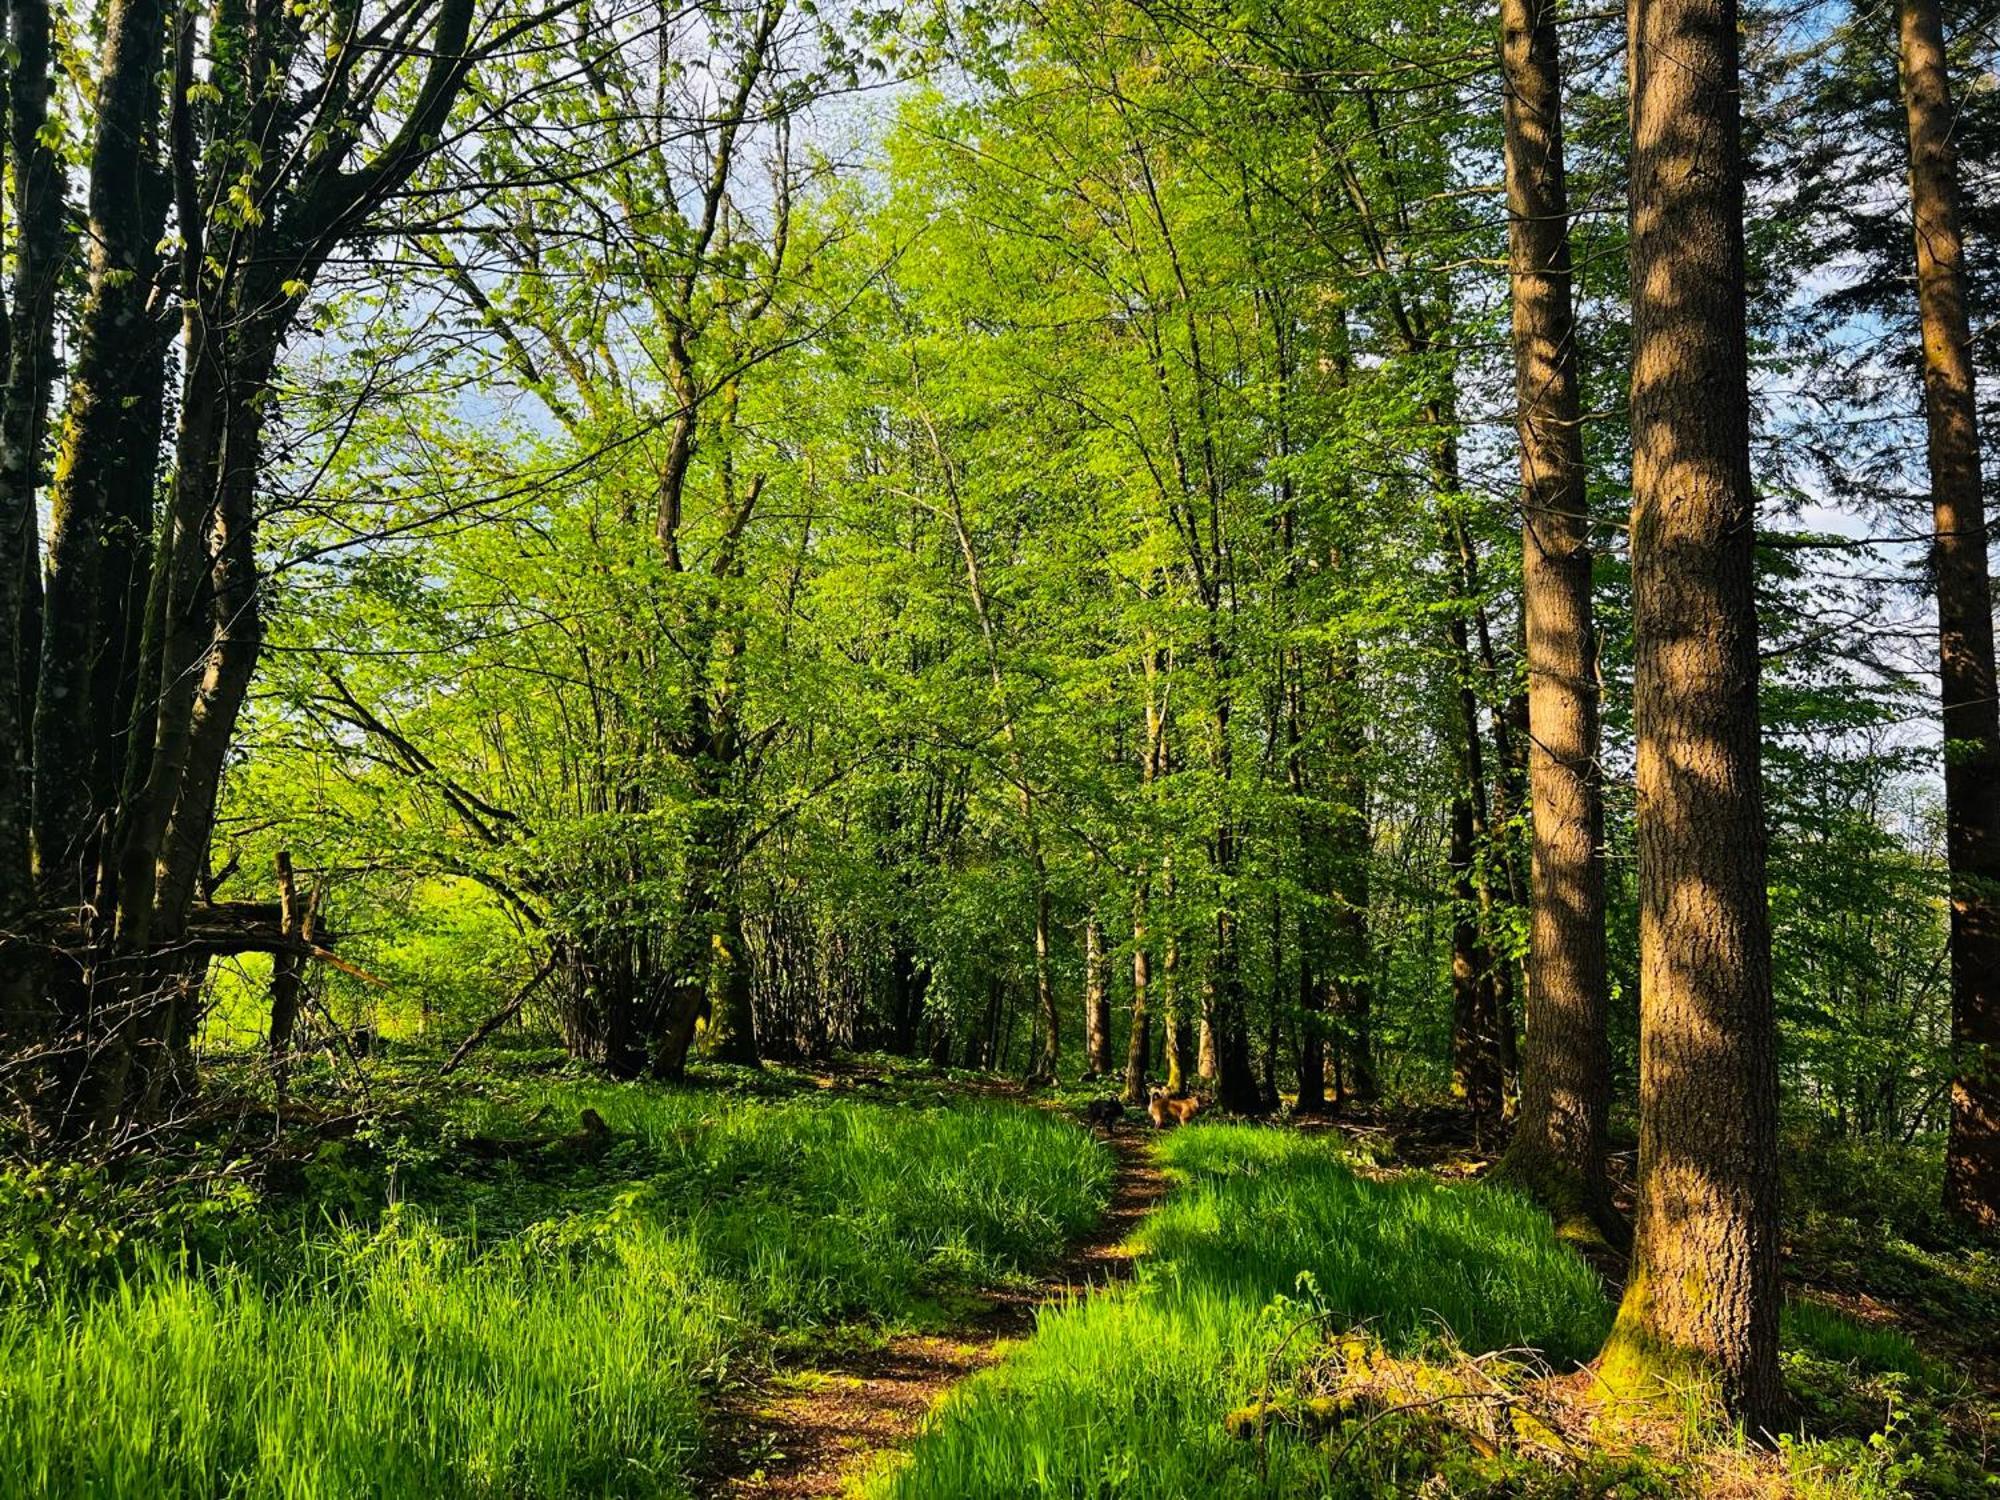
[5,1049,1993,1498]
[705,1096,1167,1498]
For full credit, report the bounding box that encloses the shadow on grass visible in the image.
[874,1124,1615,1500]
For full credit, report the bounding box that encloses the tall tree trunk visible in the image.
[31,0,169,908]
[1896,0,2000,1231]
[0,0,67,931]
[1295,952,1327,1114]
[1327,641,1377,1104]
[1162,892,1190,1095]
[1445,520,1507,1134]
[1031,864,1058,1076]
[1124,658,1166,1102]
[1449,789,1504,1129]
[1598,0,1781,1422]
[1084,912,1111,1076]
[1124,882,1152,1103]
[1199,630,1261,1113]
[1489,0,1618,1245]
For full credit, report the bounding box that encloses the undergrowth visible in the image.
[0,1054,1110,1498]
[874,1124,1994,1500]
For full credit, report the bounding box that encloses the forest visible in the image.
[0,0,1997,1491]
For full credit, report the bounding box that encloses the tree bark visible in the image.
[1161,885,1191,1094]
[1125,883,1152,1103]
[1084,912,1111,1076]
[1327,642,1377,1104]
[0,0,67,928]
[1895,0,2000,1231]
[703,900,760,1066]
[1489,0,1618,1245]
[33,0,171,908]
[1032,867,1059,1076]
[268,852,312,1093]
[1598,0,1781,1423]
[1449,789,1504,1128]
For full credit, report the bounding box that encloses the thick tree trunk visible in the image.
[1895,0,2000,1231]
[1489,0,1618,1245]
[1598,0,1781,1422]
[31,0,169,907]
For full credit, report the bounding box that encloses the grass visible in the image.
[873,1124,1615,1499]
[5,1059,1985,1499]
[0,1061,1111,1498]
[874,1124,1988,1500]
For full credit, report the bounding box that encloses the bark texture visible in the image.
[0,0,66,928]
[1489,0,1618,1244]
[1895,0,2000,1231]
[1599,0,1782,1423]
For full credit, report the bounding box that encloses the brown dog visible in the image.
[1147,1087,1202,1130]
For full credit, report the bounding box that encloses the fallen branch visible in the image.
[440,954,558,1076]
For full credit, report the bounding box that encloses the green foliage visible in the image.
[876,1126,1994,1500]
[1778,1329,1994,1500]
[1,1212,731,1499]
[1784,1137,2000,1332]
[0,1160,259,1301]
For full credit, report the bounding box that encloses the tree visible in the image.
[1893,0,2000,1230]
[1488,0,1618,1245]
[1597,0,1782,1421]
[3,0,501,1144]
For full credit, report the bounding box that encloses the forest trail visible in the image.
[705,1113,1166,1498]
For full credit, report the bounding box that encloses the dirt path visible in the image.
[701,1120,1166,1499]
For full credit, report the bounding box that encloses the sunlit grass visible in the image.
[877,1125,1976,1499]
[874,1124,1614,1498]
[0,1083,1110,1498]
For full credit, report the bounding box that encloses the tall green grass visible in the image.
[875,1124,1614,1499]
[486,1080,1114,1323]
[0,1086,1109,1498]
[1,1217,731,1498]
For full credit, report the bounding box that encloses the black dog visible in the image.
[1081,1096,1125,1130]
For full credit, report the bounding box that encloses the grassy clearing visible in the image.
[875,1124,1985,1500]
[0,1061,1110,1498]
